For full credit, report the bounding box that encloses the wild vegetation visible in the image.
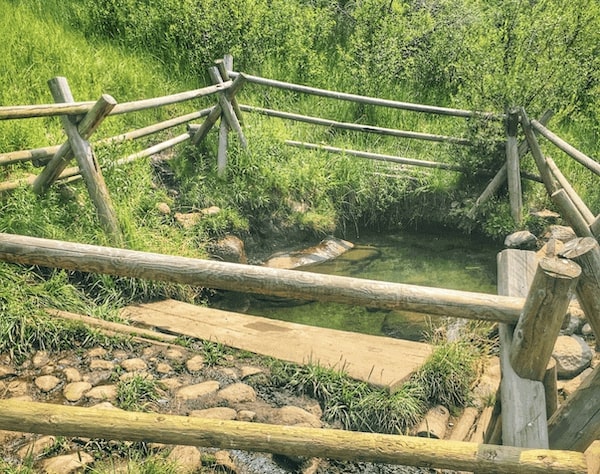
[0,0,598,470]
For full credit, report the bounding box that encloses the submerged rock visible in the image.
[264,236,354,269]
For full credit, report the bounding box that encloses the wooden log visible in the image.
[46,77,124,246]
[0,400,587,474]
[33,92,116,194]
[0,145,60,166]
[559,237,600,349]
[0,83,228,120]
[191,74,246,146]
[591,215,600,238]
[0,232,525,323]
[469,406,495,445]
[216,56,243,126]
[543,358,559,419]
[449,407,479,441]
[505,108,522,223]
[217,115,229,177]
[114,133,191,167]
[415,405,450,439]
[497,249,549,449]
[207,67,246,148]
[547,156,595,224]
[531,119,600,177]
[520,107,557,195]
[585,440,600,474]
[510,258,581,381]
[285,141,464,171]
[244,105,470,145]
[551,189,594,238]
[468,110,553,217]
[548,363,600,452]
[228,71,503,120]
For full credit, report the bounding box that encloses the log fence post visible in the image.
[207,66,247,148]
[505,108,522,223]
[41,77,124,246]
[520,107,557,195]
[509,258,581,381]
[559,237,600,349]
[33,91,115,194]
[591,215,600,239]
[551,189,594,238]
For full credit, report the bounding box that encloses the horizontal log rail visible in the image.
[531,120,600,177]
[241,105,471,145]
[230,71,503,120]
[0,82,229,121]
[0,233,525,323]
[0,400,587,474]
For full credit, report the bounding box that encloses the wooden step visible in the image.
[121,299,432,391]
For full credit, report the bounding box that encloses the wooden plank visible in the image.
[0,233,527,324]
[228,71,503,120]
[505,109,522,223]
[122,299,432,390]
[497,250,549,449]
[0,400,587,474]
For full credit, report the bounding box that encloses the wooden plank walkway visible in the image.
[121,299,432,391]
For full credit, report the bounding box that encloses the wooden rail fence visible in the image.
[0,54,599,472]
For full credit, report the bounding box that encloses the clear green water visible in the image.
[215,230,499,341]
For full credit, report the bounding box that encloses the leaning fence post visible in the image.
[43,77,124,247]
[559,237,600,350]
[520,107,557,195]
[208,66,247,148]
[551,188,594,238]
[505,108,522,223]
[33,93,116,194]
[509,258,581,380]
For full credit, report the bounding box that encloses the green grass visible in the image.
[116,375,165,412]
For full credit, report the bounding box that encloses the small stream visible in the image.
[214,229,499,341]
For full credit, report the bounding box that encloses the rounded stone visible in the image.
[165,348,187,362]
[236,410,256,422]
[62,367,82,383]
[85,384,117,401]
[504,230,537,250]
[553,335,593,379]
[17,435,56,460]
[34,375,60,393]
[582,323,594,337]
[86,347,108,358]
[89,359,115,371]
[63,382,92,402]
[40,452,94,473]
[166,446,201,474]
[156,363,173,374]
[0,365,17,379]
[241,366,263,379]
[268,406,321,428]
[32,351,50,369]
[120,358,148,372]
[156,202,171,215]
[176,381,220,400]
[185,355,205,372]
[216,383,257,404]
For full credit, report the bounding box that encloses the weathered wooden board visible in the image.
[121,299,432,390]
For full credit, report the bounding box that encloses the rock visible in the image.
[85,384,118,401]
[241,366,263,379]
[174,212,202,229]
[32,351,50,369]
[267,406,321,428]
[214,450,238,472]
[558,367,594,397]
[582,323,594,337]
[553,335,593,378]
[7,380,29,397]
[166,445,202,473]
[0,365,17,379]
[63,382,92,402]
[120,358,148,372]
[82,371,112,386]
[537,238,564,259]
[208,235,247,264]
[504,231,537,250]
[39,452,94,474]
[216,383,257,404]
[219,368,238,379]
[91,401,121,410]
[164,348,187,362]
[544,225,577,243]
[237,410,256,422]
[63,367,82,383]
[156,363,173,374]
[89,359,115,371]
[34,375,60,392]
[156,202,171,215]
[17,435,56,459]
[159,378,183,391]
[176,381,220,400]
[185,355,205,372]
[40,365,56,375]
[264,236,354,269]
[86,347,108,358]
[561,304,586,335]
[189,407,237,420]
[119,372,153,382]
[202,206,221,216]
